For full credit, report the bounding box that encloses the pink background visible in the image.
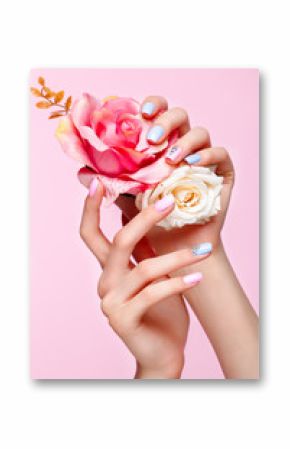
[30,68,259,379]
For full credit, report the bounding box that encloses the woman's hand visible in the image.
[118,97,258,379]
[118,96,235,258]
[80,181,211,379]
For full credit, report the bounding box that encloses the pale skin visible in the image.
[80,187,209,379]
[80,96,259,379]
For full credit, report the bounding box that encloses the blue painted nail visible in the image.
[192,242,212,256]
[142,102,155,116]
[147,125,164,143]
[185,154,201,165]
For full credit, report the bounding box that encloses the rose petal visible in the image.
[55,116,93,167]
[71,93,100,129]
[78,125,108,152]
[115,113,142,148]
[103,97,139,116]
[78,167,145,203]
[135,164,223,230]
[127,156,173,184]
[135,119,151,151]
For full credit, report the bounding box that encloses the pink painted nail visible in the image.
[183,272,203,285]
[166,146,182,161]
[154,194,175,212]
[89,178,99,197]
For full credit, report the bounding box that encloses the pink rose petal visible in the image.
[78,125,107,152]
[55,116,93,168]
[127,156,174,184]
[71,93,100,129]
[59,95,177,202]
[103,97,139,116]
[78,167,145,203]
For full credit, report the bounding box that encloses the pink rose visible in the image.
[56,94,176,201]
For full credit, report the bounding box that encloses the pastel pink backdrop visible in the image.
[30,68,259,379]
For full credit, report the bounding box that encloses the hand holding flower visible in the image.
[118,96,234,256]
[32,81,225,232]
[31,82,258,379]
[55,95,177,202]
[136,165,223,229]
[80,181,212,379]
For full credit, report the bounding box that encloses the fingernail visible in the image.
[142,102,155,116]
[154,194,175,212]
[147,125,164,143]
[89,178,99,197]
[185,153,201,165]
[192,242,212,256]
[183,272,203,285]
[166,146,182,161]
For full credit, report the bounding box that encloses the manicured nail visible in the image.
[192,242,212,256]
[89,178,99,197]
[154,194,175,212]
[147,125,164,143]
[166,146,182,161]
[183,272,203,285]
[185,153,201,165]
[142,102,155,116]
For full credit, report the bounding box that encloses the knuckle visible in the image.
[195,126,210,143]
[107,308,129,331]
[107,313,118,329]
[172,106,188,118]
[97,275,109,298]
[172,107,188,120]
[100,297,111,317]
[218,147,228,158]
[79,223,89,242]
[229,168,236,184]
[112,230,129,250]
[201,151,213,165]
[100,292,117,318]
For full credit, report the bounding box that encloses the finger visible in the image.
[165,127,211,164]
[105,194,175,275]
[79,179,111,266]
[140,95,168,119]
[146,107,190,145]
[184,147,235,184]
[111,244,212,304]
[128,272,203,320]
[122,214,155,262]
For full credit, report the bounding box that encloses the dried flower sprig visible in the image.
[30,77,72,119]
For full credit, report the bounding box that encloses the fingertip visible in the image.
[192,242,212,256]
[89,178,99,197]
[88,178,104,208]
[154,194,175,213]
[165,146,183,164]
[146,125,165,144]
[141,102,156,118]
[184,153,201,165]
[183,271,203,286]
[140,96,168,119]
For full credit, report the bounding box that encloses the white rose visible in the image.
[135,164,223,230]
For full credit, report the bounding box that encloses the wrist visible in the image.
[134,359,184,379]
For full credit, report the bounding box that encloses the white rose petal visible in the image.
[135,165,223,230]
